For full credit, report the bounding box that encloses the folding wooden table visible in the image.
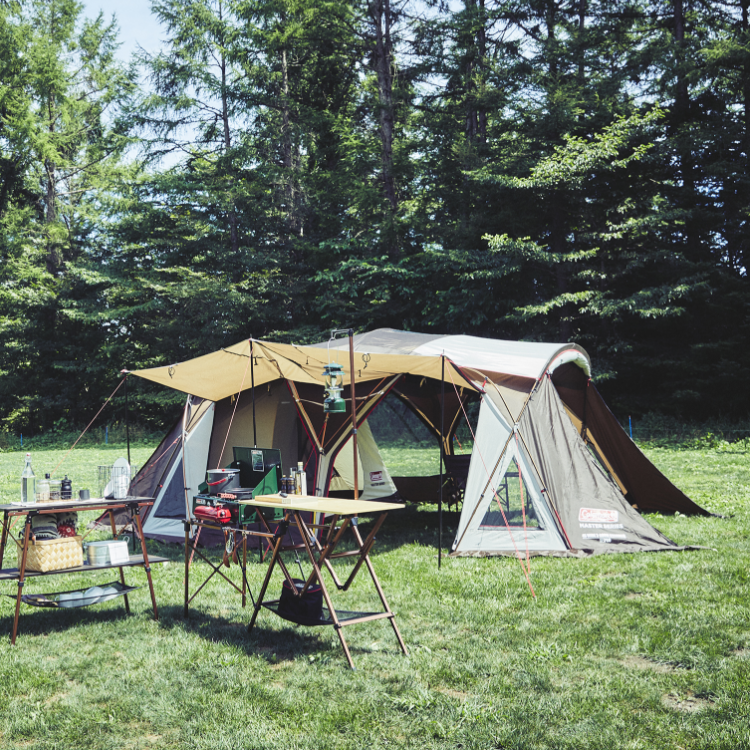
[0,497,167,644]
[243,495,408,669]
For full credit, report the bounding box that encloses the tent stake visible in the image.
[439,354,444,568]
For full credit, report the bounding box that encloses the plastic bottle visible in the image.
[36,473,51,503]
[21,453,36,504]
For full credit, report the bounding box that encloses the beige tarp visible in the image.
[130,336,588,403]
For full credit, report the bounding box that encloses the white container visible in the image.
[86,540,129,566]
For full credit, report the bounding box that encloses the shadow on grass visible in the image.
[0,594,142,639]
[155,603,368,664]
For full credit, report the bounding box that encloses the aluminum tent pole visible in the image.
[349,329,358,501]
[250,338,257,448]
[125,374,131,469]
[439,353,445,568]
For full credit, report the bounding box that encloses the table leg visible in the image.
[184,521,191,618]
[11,514,33,645]
[342,513,388,591]
[247,519,289,635]
[133,505,158,621]
[294,511,356,669]
[241,531,247,608]
[349,514,408,655]
[109,510,130,615]
[0,510,9,570]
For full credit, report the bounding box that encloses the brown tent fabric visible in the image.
[552,364,709,516]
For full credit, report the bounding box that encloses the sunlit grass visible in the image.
[0,442,747,749]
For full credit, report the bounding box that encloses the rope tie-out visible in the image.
[51,375,129,477]
[445,361,535,598]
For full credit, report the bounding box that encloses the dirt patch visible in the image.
[624,592,645,600]
[436,687,469,700]
[662,692,714,713]
[732,648,749,659]
[622,655,678,673]
[44,691,68,706]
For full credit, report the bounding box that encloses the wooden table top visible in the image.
[240,494,404,515]
[0,497,154,513]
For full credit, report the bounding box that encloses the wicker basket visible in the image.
[19,536,83,573]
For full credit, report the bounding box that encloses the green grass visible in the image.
[0,443,748,749]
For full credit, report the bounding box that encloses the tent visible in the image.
[123,329,706,555]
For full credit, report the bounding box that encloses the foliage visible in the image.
[1,0,750,430]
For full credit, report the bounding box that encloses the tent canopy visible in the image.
[130,331,591,403]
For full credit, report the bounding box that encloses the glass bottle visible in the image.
[36,473,51,503]
[21,453,36,504]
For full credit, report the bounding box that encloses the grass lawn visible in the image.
[0,442,748,749]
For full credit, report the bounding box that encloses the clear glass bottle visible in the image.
[21,453,36,504]
[48,478,62,501]
[36,473,51,503]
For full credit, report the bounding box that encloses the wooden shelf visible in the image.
[0,555,170,581]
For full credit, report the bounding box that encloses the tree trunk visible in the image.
[220,46,240,256]
[369,0,398,256]
[477,0,487,142]
[44,93,62,275]
[280,46,302,238]
[551,192,571,341]
[673,0,699,260]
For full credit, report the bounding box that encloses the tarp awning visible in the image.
[130,331,591,403]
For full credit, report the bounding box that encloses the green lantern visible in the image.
[323,363,347,413]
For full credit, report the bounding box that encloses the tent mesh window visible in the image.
[480,459,542,529]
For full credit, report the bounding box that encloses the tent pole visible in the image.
[124,373,131,469]
[439,354,444,568]
[349,329,358,501]
[250,338,257,448]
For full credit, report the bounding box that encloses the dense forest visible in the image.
[1,0,749,434]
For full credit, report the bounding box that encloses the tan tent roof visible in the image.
[130,330,590,403]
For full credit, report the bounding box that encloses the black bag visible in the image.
[277,578,323,625]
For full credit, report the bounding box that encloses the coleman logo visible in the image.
[579,507,619,523]
[370,471,383,483]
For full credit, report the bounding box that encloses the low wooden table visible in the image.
[0,497,168,644]
[242,494,408,669]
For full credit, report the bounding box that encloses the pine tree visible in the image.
[0,0,136,432]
